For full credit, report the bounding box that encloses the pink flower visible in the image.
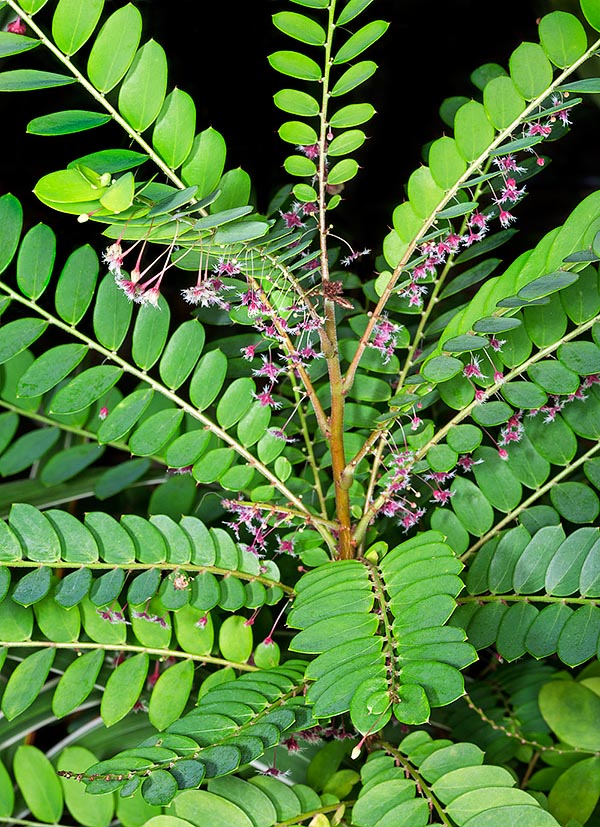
[463,356,485,379]
[103,242,124,277]
[432,488,454,505]
[182,278,230,309]
[493,155,526,174]
[498,178,526,203]
[527,122,552,137]
[7,16,26,33]
[241,344,257,361]
[410,415,422,431]
[280,209,305,229]
[254,386,281,409]
[498,208,516,228]
[298,144,319,159]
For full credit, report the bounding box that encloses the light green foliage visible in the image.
[2,0,600,825]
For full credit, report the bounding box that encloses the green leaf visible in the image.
[337,0,375,25]
[518,270,579,299]
[148,659,194,731]
[333,20,389,64]
[0,31,40,57]
[57,746,115,827]
[118,40,168,132]
[443,334,489,352]
[284,155,317,176]
[153,88,197,170]
[54,244,99,324]
[49,365,123,414]
[328,130,367,157]
[454,100,496,162]
[559,340,600,374]
[128,408,184,456]
[100,171,135,213]
[0,759,14,818]
[210,168,251,213]
[274,88,320,116]
[219,615,254,663]
[548,756,600,824]
[208,777,278,826]
[539,679,600,750]
[181,127,227,196]
[0,193,23,276]
[13,746,64,823]
[408,167,444,218]
[12,567,53,608]
[101,652,149,726]
[501,381,548,409]
[142,771,178,806]
[172,789,253,827]
[93,273,134,351]
[428,136,468,189]
[36,168,109,206]
[509,41,554,99]
[450,477,494,536]
[272,12,326,46]
[97,388,154,443]
[483,75,526,129]
[0,317,47,364]
[217,379,256,429]
[582,0,600,31]
[165,429,210,469]
[16,343,85,397]
[328,158,359,185]
[87,3,142,92]
[1,647,55,719]
[539,11,587,68]
[550,482,600,523]
[33,591,80,643]
[190,349,228,410]
[0,69,76,91]
[52,0,104,55]
[422,355,464,382]
[16,222,56,300]
[278,120,318,145]
[131,294,171,370]
[90,567,126,607]
[0,427,60,477]
[329,102,375,128]
[528,361,579,395]
[40,443,105,486]
[54,567,94,607]
[10,503,61,561]
[330,60,377,96]
[268,50,322,81]
[27,109,111,136]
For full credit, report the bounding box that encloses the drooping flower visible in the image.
[7,16,26,33]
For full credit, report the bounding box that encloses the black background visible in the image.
[2,0,600,260]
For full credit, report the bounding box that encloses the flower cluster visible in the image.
[369,314,403,364]
[222,499,297,557]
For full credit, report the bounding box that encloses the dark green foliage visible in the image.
[2,0,600,824]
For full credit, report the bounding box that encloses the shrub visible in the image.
[1,1,600,825]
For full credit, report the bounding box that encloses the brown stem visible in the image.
[321,303,354,559]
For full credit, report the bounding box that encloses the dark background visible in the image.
[1,0,599,260]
